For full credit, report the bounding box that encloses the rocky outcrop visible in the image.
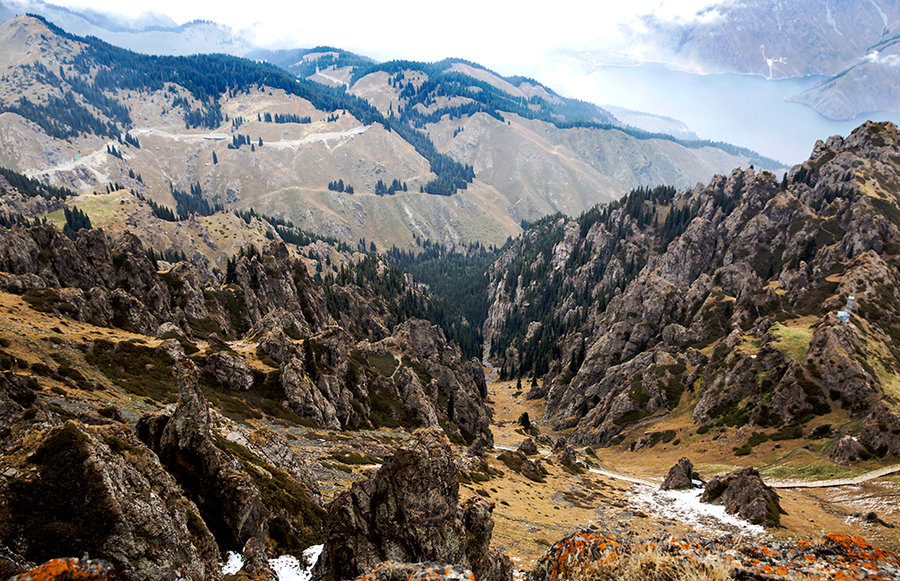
[700,467,784,527]
[858,402,900,459]
[393,319,492,446]
[2,421,221,580]
[204,350,254,391]
[314,427,511,581]
[661,457,699,490]
[137,359,325,575]
[137,360,269,557]
[830,436,869,465]
[278,320,492,445]
[518,438,538,455]
[0,225,330,342]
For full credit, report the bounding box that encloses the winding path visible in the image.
[766,463,900,489]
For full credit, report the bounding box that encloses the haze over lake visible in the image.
[542,61,900,165]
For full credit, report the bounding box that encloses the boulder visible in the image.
[660,457,700,490]
[204,350,255,391]
[700,467,784,527]
[518,438,538,456]
[551,438,578,470]
[9,557,113,581]
[314,427,512,581]
[830,436,868,465]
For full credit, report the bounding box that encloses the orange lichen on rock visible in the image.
[528,530,900,581]
[354,562,476,581]
[11,558,112,581]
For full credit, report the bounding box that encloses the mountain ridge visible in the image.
[0,14,783,250]
[485,121,900,462]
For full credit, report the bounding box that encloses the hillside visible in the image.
[485,121,900,465]
[0,14,784,250]
[794,35,900,120]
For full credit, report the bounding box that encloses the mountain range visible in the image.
[0,4,899,580]
[0,14,781,252]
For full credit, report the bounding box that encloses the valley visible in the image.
[0,5,899,581]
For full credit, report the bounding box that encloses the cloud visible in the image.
[864,50,900,67]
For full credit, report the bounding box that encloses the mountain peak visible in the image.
[0,13,82,69]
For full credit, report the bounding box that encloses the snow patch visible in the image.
[222,551,244,576]
[870,0,889,28]
[629,485,766,536]
[221,544,323,581]
[269,544,324,581]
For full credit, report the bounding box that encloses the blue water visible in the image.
[572,63,900,165]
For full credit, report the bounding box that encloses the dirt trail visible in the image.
[767,464,900,489]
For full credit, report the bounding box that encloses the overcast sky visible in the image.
[48,0,725,70]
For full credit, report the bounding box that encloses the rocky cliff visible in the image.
[486,121,900,456]
[314,427,511,581]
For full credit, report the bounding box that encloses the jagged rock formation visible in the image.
[527,530,900,581]
[1,421,220,580]
[274,318,491,444]
[137,359,323,575]
[701,467,784,527]
[313,427,512,581]
[486,121,900,453]
[137,361,270,554]
[660,457,699,490]
[0,215,493,440]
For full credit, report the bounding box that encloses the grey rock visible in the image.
[701,467,784,527]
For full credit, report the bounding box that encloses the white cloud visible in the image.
[864,50,900,67]
[45,0,731,66]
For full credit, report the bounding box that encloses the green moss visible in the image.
[199,368,307,426]
[771,323,813,362]
[3,424,116,562]
[614,409,651,426]
[369,378,414,429]
[400,355,432,386]
[733,444,752,456]
[367,352,398,377]
[105,434,144,455]
[21,288,78,315]
[214,435,325,554]
[771,424,804,441]
[85,340,177,402]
